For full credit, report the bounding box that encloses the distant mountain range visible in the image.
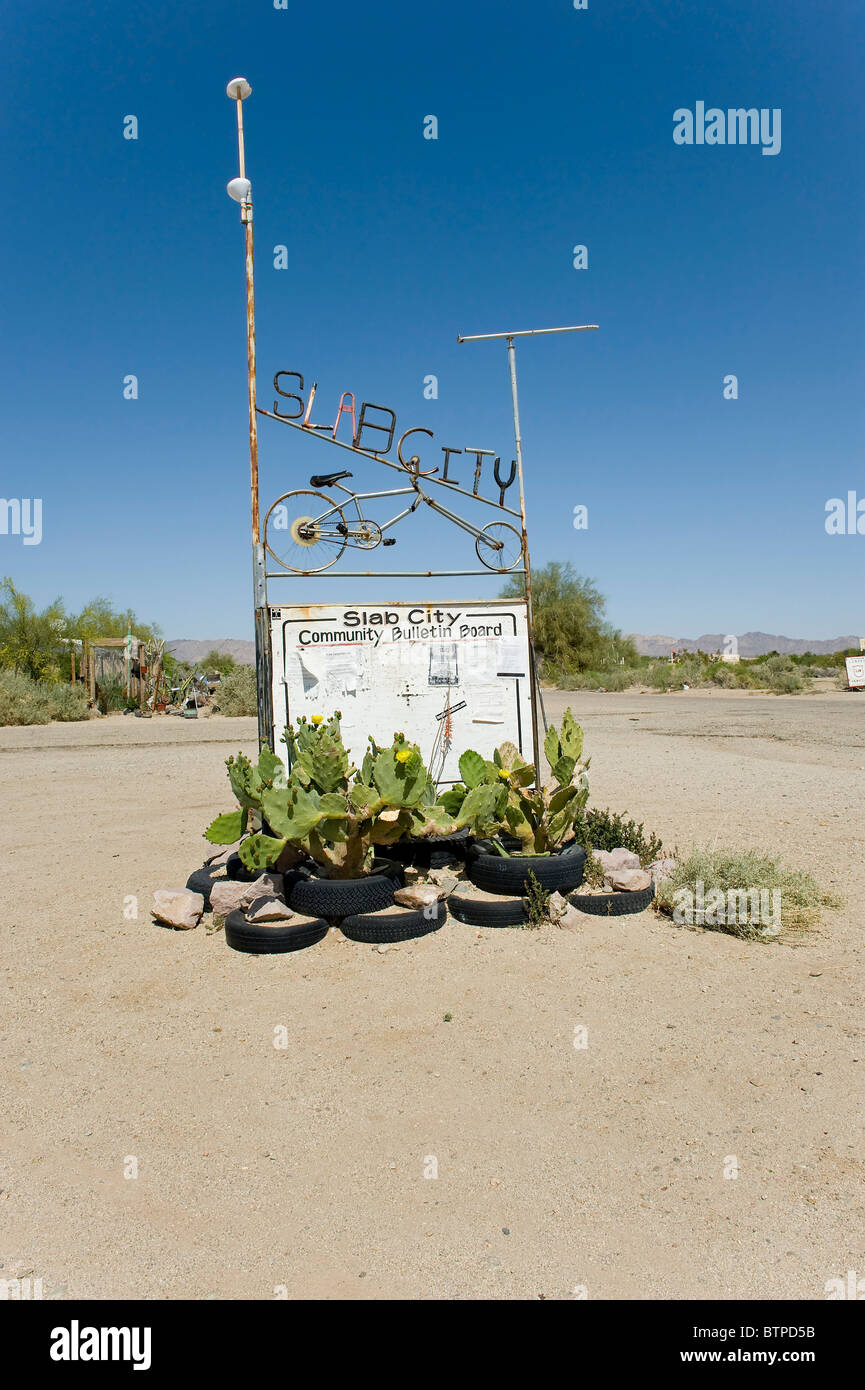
[168,639,255,665]
[628,632,861,657]
[168,632,861,666]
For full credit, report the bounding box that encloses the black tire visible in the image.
[447,893,527,927]
[186,863,228,909]
[412,828,471,870]
[469,835,583,859]
[390,828,470,870]
[467,846,586,896]
[339,903,447,943]
[568,883,655,917]
[287,858,403,919]
[224,909,329,955]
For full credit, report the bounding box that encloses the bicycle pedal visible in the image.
[383,537,397,547]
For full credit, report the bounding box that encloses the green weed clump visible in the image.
[522,870,551,928]
[213,665,257,717]
[653,846,842,941]
[557,667,636,691]
[47,683,90,721]
[0,672,90,725]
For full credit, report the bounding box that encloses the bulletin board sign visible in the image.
[844,656,865,689]
[269,599,533,783]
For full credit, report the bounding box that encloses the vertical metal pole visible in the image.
[230,80,273,749]
[505,337,543,773]
[234,96,260,553]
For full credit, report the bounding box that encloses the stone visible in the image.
[250,873,284,899]
[561,905,585,928]
[547,891,569,921]
[245,896,294,923]
[557,904,584,930]
[207,880,251,916]
[605,867,653,892]
[393,884,444,909]
[426,869,461,893]
[152,888,204,929]
[595,848,641,873]
[209,874,284,917]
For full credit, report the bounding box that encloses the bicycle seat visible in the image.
[309,470,353,488]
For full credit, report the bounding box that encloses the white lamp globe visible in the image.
[226,77,252,100]
[227,177,251,203]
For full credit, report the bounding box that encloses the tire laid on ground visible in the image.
[467,845,586,896]
[339,903,447,944]
[447,893,527,927]
[411,827,471,871]
[224,909,329,955]
[185,863,227,909]
[388,839,415,867]
[286,858,404,919]
[569,882,655,917]
[389,829,471,870]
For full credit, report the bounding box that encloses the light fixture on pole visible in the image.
[456,323,599,772]
[226,75,272,748]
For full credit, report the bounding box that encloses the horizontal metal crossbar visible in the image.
[265,568,527,579]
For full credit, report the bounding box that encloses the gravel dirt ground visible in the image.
[2,688,863,1301]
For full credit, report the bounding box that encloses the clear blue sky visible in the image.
[3,0,862,640]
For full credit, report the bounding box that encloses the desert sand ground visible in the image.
[1,688,863,1301]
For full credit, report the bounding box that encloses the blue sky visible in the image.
[3,0,862,640]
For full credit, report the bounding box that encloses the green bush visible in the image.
[759,655,807,693]
[48,683,90,721]
[0,672,52,724]
[0,672,90,725]
[203,649,237,675]
[644,657,706,690]
[710,664,737,687]
[559,666,636,691]
[572,806,664,865]
[213,665,257,717]
[501,563,637,675]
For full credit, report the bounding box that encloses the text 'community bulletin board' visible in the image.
[269,599,533,784]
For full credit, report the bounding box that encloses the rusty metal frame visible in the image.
[226,81,594,774]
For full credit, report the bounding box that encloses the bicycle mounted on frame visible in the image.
[264,458,523,574]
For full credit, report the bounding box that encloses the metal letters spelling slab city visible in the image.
[257,371,519,511]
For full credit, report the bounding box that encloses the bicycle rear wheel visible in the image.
[475,521,523,572]
[264,490,347,573]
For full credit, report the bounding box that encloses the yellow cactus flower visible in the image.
[497,768,511,781]
[395,748,411,764]
[311,714,323,726]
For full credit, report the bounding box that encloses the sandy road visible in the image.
[1,689,863,1300]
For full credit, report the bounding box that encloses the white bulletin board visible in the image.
[269,599,534,783]
[845,656,865,689]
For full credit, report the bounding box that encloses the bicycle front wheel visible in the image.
[264,491,347,573]
[475,521,523,572]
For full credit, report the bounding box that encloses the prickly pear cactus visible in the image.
[214,715,451,878]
